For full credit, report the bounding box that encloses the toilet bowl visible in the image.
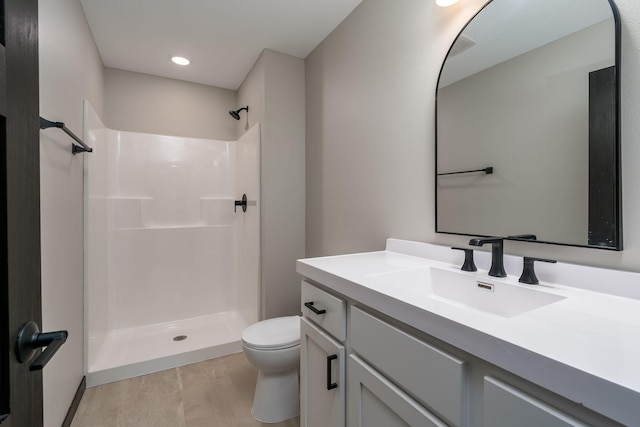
[241,316,300,423]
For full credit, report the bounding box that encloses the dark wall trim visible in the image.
[61,376,85,427]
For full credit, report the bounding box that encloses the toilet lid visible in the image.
[242,316,300,349]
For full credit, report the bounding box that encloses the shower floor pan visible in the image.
[87,311,250,387]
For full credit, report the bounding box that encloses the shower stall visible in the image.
[83,102,260,386]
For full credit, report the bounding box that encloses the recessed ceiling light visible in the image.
[436,0,459,6]
[170,56,190,66]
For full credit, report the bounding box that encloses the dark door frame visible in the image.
[1,0,43,425]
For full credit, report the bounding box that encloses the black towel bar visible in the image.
[40,117,92,155]
[437,166,493,176]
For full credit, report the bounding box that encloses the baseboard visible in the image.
[61,376,86,427]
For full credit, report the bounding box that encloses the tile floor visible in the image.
[71,353,300,427]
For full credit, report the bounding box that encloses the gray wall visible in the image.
[237,49,306,319]
[104,67,238,140]
[38,0,104,425]
[305,0,640,271]
[306,0,441,256]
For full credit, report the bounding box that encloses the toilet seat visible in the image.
[241,316,300,350]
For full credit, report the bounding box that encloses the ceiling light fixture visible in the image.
[436,0,459,6]
[170,55,190,66]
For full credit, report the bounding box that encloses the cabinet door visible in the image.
[348,355,448,427]
[484,377,588,427]
[301,317,346,427]
[350,306,466,425]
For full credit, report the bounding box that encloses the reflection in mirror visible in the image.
[436,0,621,249]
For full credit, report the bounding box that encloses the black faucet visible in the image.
[468,237,506,277]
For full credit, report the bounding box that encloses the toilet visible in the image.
[241,315,301,423]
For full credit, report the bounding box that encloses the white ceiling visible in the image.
[80,0,363,90]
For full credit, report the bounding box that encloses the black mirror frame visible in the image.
[434,0,623,251]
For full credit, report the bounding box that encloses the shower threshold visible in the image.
[87,311,251,387]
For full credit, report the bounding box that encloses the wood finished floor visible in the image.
[71,353,300,427]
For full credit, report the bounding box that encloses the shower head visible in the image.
[229,106,249,120]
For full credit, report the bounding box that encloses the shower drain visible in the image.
[173,335,188,342]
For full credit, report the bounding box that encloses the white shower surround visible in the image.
[84,102,260,386]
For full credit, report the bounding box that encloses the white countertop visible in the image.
[296,239,640,426]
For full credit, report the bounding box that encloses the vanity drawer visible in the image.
[301,280,346,341]
[350,306,467,426]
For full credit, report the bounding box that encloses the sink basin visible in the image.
[368,267,566,318]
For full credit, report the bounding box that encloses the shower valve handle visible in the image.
[234,194,247,213]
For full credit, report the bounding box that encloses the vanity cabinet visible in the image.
[300,280,347,427]
[301,280,466,427]
[299,278,623,427]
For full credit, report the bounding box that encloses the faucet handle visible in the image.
[451,247,477,272]
[468,237,503,246]
[507,234,537,241]
[519,257,557,285]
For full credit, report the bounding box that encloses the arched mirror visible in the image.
[436,0,621,249]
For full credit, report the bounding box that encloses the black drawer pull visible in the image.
[327,354,338,390]
[304,301,326,315]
